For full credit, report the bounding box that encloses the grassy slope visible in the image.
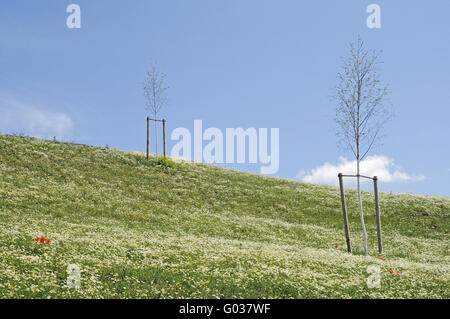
[0,134,448,298]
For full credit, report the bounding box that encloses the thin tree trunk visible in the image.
[356,51,368,256]
[357,158,368,255]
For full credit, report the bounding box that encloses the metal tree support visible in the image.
[162,119,166,159]
[146,117,167,160]
[337,173,383,254]
[338,173,352,253]
[373,176,383,254]
[146,117,150,161]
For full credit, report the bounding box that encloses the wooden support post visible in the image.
[162,119,166,159]
[338,173,352,253]
[146,117,150,161]
[373,176,383,254]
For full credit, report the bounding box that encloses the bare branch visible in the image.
[143,64,168,118]
[143,63,168,154]
[333,38,393,162]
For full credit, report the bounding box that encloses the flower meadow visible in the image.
[0,134,448,298]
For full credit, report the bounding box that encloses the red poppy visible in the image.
[380,257,384,261]
[389,269,394,274]
[36,236,51,244]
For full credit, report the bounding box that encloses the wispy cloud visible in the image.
[0,94,73,139]
[297,155,425,186]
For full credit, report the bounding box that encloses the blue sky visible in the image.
[0,1,449,197]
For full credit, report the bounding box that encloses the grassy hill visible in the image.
[0,134,448,298]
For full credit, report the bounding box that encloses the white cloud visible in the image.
[297,155,425,186]
[0,95,73,139]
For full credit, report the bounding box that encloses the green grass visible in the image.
[0,134,448,298]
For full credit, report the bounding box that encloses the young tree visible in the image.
[334,38,392,255]
[143,64,168,154]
